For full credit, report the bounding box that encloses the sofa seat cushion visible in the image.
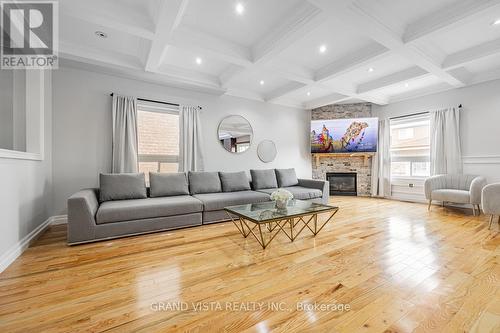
[193,190,270,212]
[257,186,322,200]
[96,196,203,224]
[431,189,470,204]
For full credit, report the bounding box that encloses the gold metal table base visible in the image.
[227,209,338,249]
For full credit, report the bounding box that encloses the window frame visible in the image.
[136,101,180,175]
[389,114,431,180]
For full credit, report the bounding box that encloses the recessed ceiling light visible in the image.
[405,83,409,88]
[493,18,500,25]
[319,44,327,54]
[368,67,374,72]
[95,31,107,38]
[307,92,311,96]
[259,80,265,85]
[195,57,202,65]
[235,2,245,15]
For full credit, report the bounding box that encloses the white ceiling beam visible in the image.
[403,0,500,43]
[304,92,351,109]
[264,82,307,102]
[145,0,190,72]
[59,58,226,96]
[60,42,224,95]
[59,42,143,70]
[261,61,315,85]
[443,38,500,69]
[310,0,466,88]
[256,43,389,105]
[157,64,222,88]
[357,66,428,94]
[469,66,500,85]
[252,2,324,64]
[62,4,155,40]
[315,43,390,82]
[219,65,246,88]
[217,1,324,89]
[387,82,454,104]
[224,89,265,102]
[170,27,253,67]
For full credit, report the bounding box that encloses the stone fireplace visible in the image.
[311,103,373,197]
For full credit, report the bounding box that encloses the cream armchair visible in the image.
[482,183,500,229]
[424,174,487,215]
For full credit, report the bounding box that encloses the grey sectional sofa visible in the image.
[67,168,329,244]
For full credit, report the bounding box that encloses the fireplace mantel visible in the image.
[312,152,375,166]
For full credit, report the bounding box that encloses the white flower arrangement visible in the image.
[270,189,293,202]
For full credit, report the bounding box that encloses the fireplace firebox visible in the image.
[326,172,357,196]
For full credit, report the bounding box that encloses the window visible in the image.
[137,101,179,182]
[390,114,430,178]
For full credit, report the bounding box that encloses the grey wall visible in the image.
[0,71,52,260]
[52,67,311,214]
[373,79,500,183]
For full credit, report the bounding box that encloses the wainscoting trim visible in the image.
[462,155,500,164]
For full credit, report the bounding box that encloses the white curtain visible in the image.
[179,105,204,172]
[371,118,391,198]
[430,107,462,175]
[111,94,138,173]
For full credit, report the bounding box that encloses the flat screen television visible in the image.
[311,117,378,153]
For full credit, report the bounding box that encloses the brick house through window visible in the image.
[136,101,179,183]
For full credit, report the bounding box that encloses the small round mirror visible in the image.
[257,140,277,163]
[218,115,253,153]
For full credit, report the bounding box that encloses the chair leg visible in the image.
[476,205,481,216]
[472,205,476,216]
[488,215,493,229]
[428,200,432,211]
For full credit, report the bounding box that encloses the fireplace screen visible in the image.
[327,172,357,196]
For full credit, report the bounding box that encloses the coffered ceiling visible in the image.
[59,0,500,108]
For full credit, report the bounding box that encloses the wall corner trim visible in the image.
[0,215,67,273]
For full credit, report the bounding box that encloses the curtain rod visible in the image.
[110,93,203,109]
[389,104,462,120]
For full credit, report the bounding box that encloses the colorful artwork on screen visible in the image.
[311,117,378,153]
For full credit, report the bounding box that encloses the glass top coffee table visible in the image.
[224,200,339,249]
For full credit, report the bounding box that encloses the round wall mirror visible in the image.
[218,115,253,153]
[257,140,277,163]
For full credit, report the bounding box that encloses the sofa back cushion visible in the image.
[219,171,251,192]
[275,168,299,187]
[188,171,222,194]
[99,173,147,202]
[250,169,278,190]
[149,172,189,197]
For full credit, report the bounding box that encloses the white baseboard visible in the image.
[0,215,67,273]
[51,215,68,225]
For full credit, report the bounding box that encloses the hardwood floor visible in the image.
[1,197,499,333]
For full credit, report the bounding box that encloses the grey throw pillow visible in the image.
[250,169,278,190]
[219,171,251,192]
[275,168,299,187]
[188,171,222,194]
[149,172,189,197]
[99,173,147,202]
